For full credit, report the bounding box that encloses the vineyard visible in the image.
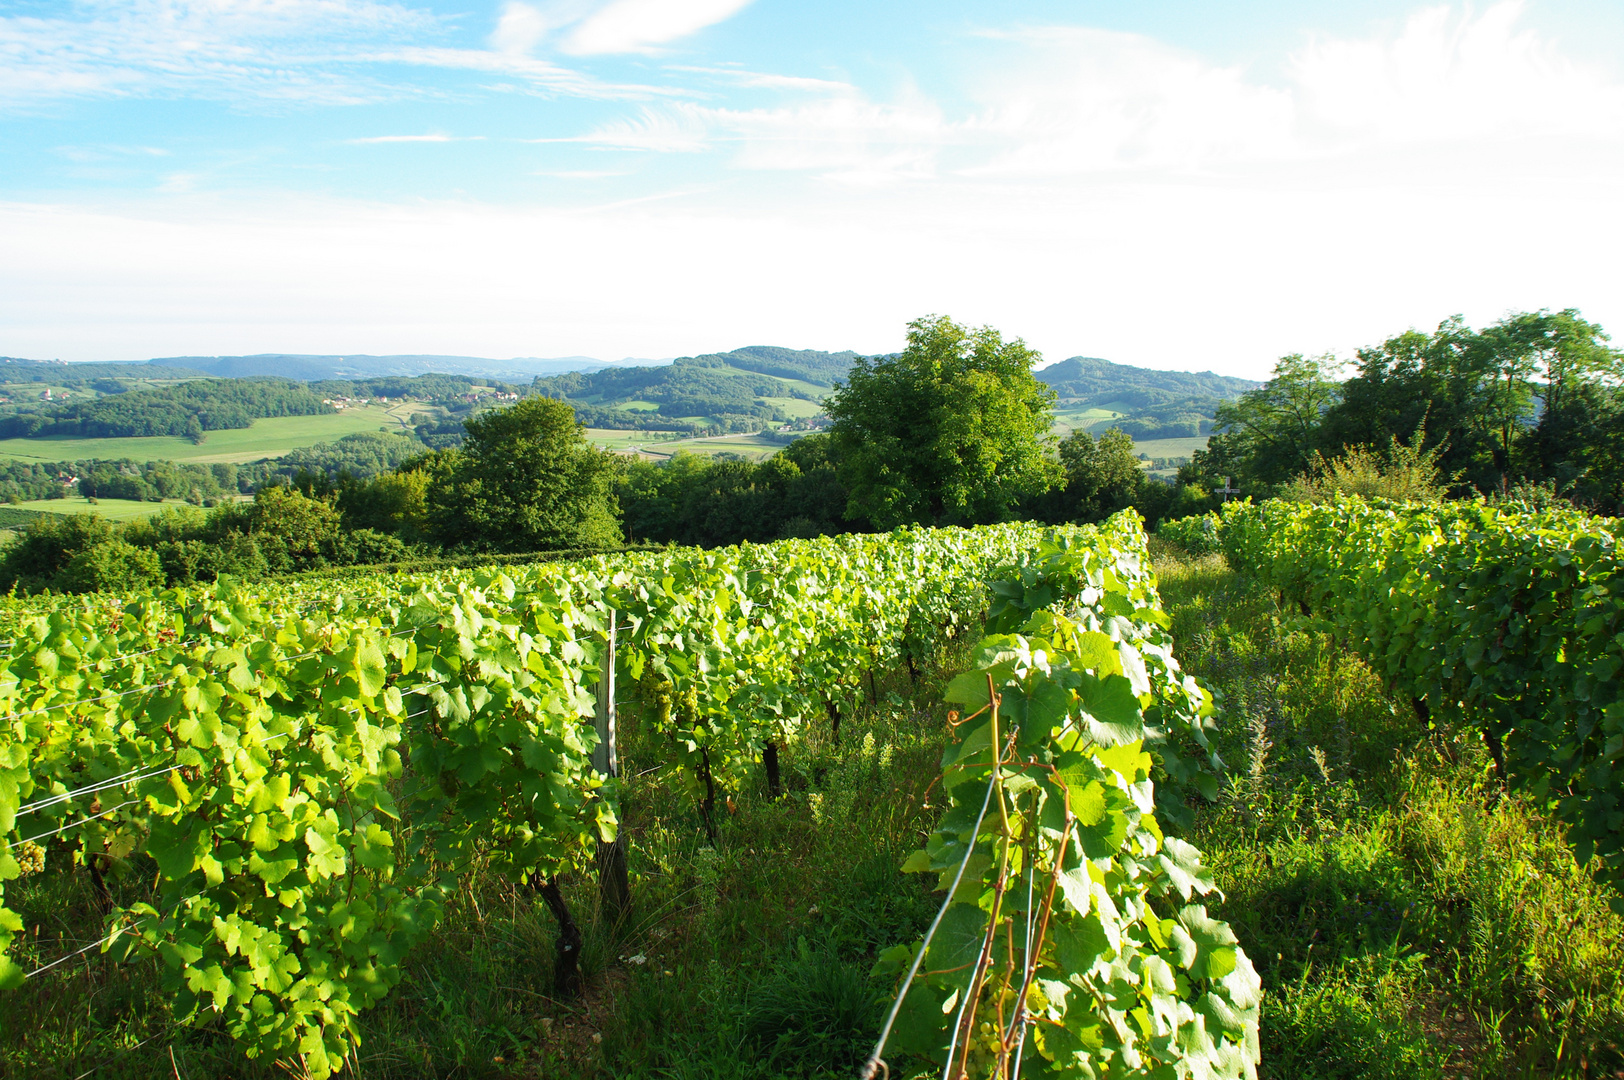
[5,498,1624,1077]
[0,513,1266,1078]
[1215,497,1624,897]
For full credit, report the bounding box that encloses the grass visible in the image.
[1132,435,1210,458]
[590,431,790,461]
[7,496,201,522]
[5,543,1623,1078]
[760,397,825,419]
[0,406,416,466]
[1155,541,1624,1079]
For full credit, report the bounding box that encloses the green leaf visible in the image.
[922,903,989,989]
[1070,631,1123,678]
[1077,674,1144,746]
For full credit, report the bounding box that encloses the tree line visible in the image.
[0,433,429,506]
[4,308,1613,594]
[0,378,331,441]
[1192,309,1623,508]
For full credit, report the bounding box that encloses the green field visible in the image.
[589,429,789,461]
[1131,435,1209,458]
[761,396,824,418]
[1051,406,1127,436]
[0,406,415,465]
[658,434,785,460]
[8,496,200,522]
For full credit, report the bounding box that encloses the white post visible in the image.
[594,609,629,921]
[593,610,617,779]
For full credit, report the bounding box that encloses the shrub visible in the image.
[56,538,164,593]
[1283,431,1453,504]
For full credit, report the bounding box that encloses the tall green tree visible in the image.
[1055,427,1153,522]
[1206,353,1341,489]
[826,315,1061,528]
[424,397,621,552]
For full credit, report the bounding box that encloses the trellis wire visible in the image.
[3,681,175,722]
[859,758,1002,1080]
[4,801,138,852]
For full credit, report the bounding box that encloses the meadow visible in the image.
[587,429,789,461]
[6,496,198,522]
[0,405,416,466]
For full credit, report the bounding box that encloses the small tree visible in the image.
[1208,353,1341,489]
[427,397,622,552]
[1057,427,1145,521]
[58,539,164,594]
[827,315,1061,528]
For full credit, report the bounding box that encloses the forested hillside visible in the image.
[0,357,209,382]
[0,378,331,440]
[530,347,852,431]
[147,352,608,381]
[1037,355,1259,440]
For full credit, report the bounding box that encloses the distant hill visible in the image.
[0,357,210,382]
[1036,356,1260,442]
[148,354,612,382]
[685,346,860,387]
[0,347,1263,446]
[1036,356,1258,406]
[531,346,859,433]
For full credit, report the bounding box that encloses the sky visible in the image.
[1,0,1622,378]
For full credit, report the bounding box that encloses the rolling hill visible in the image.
[531,346,859,432]
[147,354,612,382]
[1036,356,1259,441]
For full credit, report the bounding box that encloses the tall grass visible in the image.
[1157,541,1624,1079]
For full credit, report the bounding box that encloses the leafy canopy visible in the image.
[425,396,622,552]
[827,315,1061,528]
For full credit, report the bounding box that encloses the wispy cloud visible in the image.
[563,0,756,55]
[538,104,712,152]
[347,133,485,143]
[546,2,1624,186]
[0,0,433,106]
[534,169,630,178]
[667,65,853,93]
[0,0,675,107]
[54,144,172,163]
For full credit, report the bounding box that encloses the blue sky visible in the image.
[2,0,1622,376]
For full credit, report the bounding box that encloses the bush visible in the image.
[0,513,115,591]
[1284,432,1453,504]
[57,538,164,594]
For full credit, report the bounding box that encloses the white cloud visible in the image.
[1290,2,1624,143]
[563,0,755,55]
[567,3,1624,183]
[347,133,485,143]
[959,27,1296,176]
[489,2,550,55]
